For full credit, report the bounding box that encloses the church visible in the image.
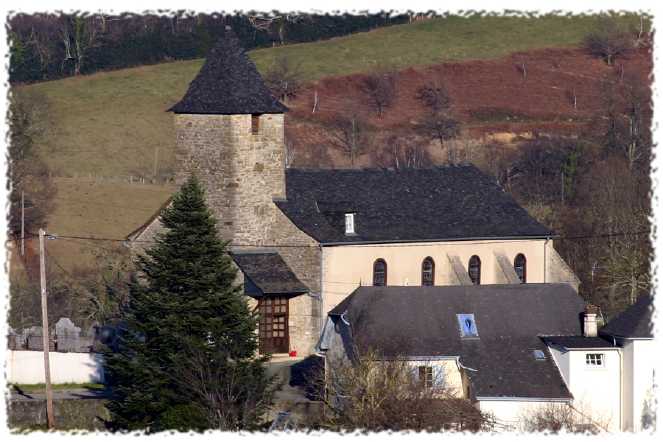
[124,26,658,433]
[129,27,579,358]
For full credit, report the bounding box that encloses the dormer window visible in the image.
[345,213,355,235]
[457,313,479,338]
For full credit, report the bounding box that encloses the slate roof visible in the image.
[169,27,287,115]
[600,295,654,339]
[276,165,554,244]
[327,284,585,399]
[230,251,309,297]
[542,336,615,349]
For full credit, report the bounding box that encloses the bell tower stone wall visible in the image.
[174,112,322,355]
[174,113,286,245]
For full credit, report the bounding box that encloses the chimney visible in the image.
[583,304,599,337]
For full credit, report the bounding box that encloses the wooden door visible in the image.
[258,296,289,354]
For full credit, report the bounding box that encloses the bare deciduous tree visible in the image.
[379,134,430,169]
[318,348,492,432]
[264,55,303,104]
[583,16,635,66]
[171,346,275,431]
[7,89,56,239]
[415,82,451,114]
[597,74,651,172]
[328,114,369,167]
[359,71,397,118]
[414,82,460,163]
[519,403,608,433]
[59,14,100,75]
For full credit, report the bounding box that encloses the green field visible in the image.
[21,14,643,178]
[13,14,643,267]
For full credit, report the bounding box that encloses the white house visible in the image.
[600,295,656,432]
[317,286,655,432]
[544,295,655,432]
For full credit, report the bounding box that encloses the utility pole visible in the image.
[21,191,25,256]
[39,228,55,429]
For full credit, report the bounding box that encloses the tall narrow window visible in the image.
[373,259,387,286]
[514,253,527,283]
[251,114,260,134]
[422,257,435,286]
[468,255,481,285]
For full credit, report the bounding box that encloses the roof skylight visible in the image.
[457,314,479,338]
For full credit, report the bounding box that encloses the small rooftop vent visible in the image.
[533,349,546,360]
[344,213,356,235]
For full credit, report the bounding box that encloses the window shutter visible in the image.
[411,365,420,382]
[433,366,446,388]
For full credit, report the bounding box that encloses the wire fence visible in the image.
[52,173,176,185]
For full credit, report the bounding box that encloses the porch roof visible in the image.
[230,251,309,297]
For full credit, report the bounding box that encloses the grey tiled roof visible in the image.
[542,336,616,349]
[230,252,309,296]
[169,28,287,115]
[277,165,554,244]
[328,284,584,399]
[600,295,653,339]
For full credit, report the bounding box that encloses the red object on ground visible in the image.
[289,350,297,357]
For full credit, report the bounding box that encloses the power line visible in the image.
[51,196,162,213]
[21,229,651,248]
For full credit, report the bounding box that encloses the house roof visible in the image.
[600,295,654,339]
[126,196,173,242]
[327,284,584,399]
[169,27,287,115]
[542,336,616,349]
[230,251,309,296]
[276,165,554,244]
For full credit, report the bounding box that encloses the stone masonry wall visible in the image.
[174,113,322,356]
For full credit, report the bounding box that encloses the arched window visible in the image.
[422,257,435,286]
[373,259,387,286]
[514,253,527,283]
[468,255,481,285]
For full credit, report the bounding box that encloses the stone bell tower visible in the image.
[168,27,289,245]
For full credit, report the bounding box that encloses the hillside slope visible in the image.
[20,14,643,178]
[10,14,647,272]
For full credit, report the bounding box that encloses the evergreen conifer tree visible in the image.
[104,176,271,432]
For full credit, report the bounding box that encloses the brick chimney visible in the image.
[583,304,599,337]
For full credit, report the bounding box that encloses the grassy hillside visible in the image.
[44,178,176,269]
[11,14,644,271]
[21,14,643,179]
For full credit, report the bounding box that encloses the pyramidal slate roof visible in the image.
[169,27,287,115]
[325,284,583,399]
[600,295,654,339]
[276,164,554,244]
